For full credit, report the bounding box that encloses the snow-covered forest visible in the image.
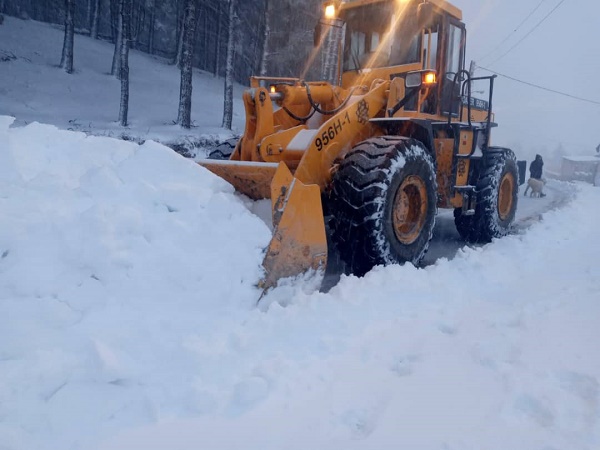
[0,0,323,82]
[0,0,329,149]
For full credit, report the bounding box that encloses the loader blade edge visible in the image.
[260,174,328,290]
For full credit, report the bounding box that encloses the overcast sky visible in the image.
[454,0,600,161]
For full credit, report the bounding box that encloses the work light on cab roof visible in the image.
[324,3,337,19]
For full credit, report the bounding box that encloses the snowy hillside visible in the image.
[0,16,246,149]
[1,117,599,450]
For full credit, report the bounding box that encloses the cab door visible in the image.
[440,19,466,116]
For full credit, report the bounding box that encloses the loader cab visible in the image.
[328,0,466,118]
[419,11,466,117]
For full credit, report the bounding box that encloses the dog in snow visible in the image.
[523,177,546,198]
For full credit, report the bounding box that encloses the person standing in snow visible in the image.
[530,154,544,180]
[527,154,546,197]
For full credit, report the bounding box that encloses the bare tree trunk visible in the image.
[119,0,132,126]
[59,0,75,74]
[86,0,92,32]
[148,0,156,54]
[110,0,119,42]
[222,0,235,130]
[171,0,185,67]
[111,0,123,77]
[90,0,100,39]
[131,0,144,49]
[173,16,185,68]
[176,0,198,129]
[259,0,270,76]
[201,4,208,71]
[213,1,222,77]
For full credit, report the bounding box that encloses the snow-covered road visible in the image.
[422,179,575,267]
[1,119,599,450]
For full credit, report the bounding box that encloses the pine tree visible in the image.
[176,0,198,129]
[59,0,75,74]
[221,0,235,130]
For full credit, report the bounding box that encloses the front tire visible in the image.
[329,137,438,276]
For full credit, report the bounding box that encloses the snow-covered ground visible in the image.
[0,15,245,149]
[1,117,599,450]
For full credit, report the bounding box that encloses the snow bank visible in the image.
[101,189,600,448]
[0,117,269,449]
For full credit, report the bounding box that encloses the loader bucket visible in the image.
[198,160,328,289]
[261,163,327,289]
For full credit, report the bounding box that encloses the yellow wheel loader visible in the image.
[199,0,520,289]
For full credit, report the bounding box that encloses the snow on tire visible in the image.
[328,136,438,276]
[208,138,238,160]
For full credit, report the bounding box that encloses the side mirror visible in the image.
[405,70,437,89]
[417,2,434,29]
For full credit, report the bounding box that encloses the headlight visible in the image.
[424,72,436,85]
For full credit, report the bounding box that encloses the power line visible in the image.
[476,64,600,106]
[478,0,546,63]
[487,0,568,67]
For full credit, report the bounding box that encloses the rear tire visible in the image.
[328,137,438,276]
[208,138,238,160]
[454,147,518,242]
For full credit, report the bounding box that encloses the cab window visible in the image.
[423,26,438,70]
[342,3,422,71]
[446,24,464,78]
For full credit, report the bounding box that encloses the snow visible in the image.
[1,116,599,450]
[286,129,319,151]
[0,117,269,450]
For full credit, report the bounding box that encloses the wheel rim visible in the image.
[498,172,516,220]
[392,175,428,245]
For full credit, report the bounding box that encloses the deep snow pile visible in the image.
[0,117,269,449]
[1,117,599,450]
